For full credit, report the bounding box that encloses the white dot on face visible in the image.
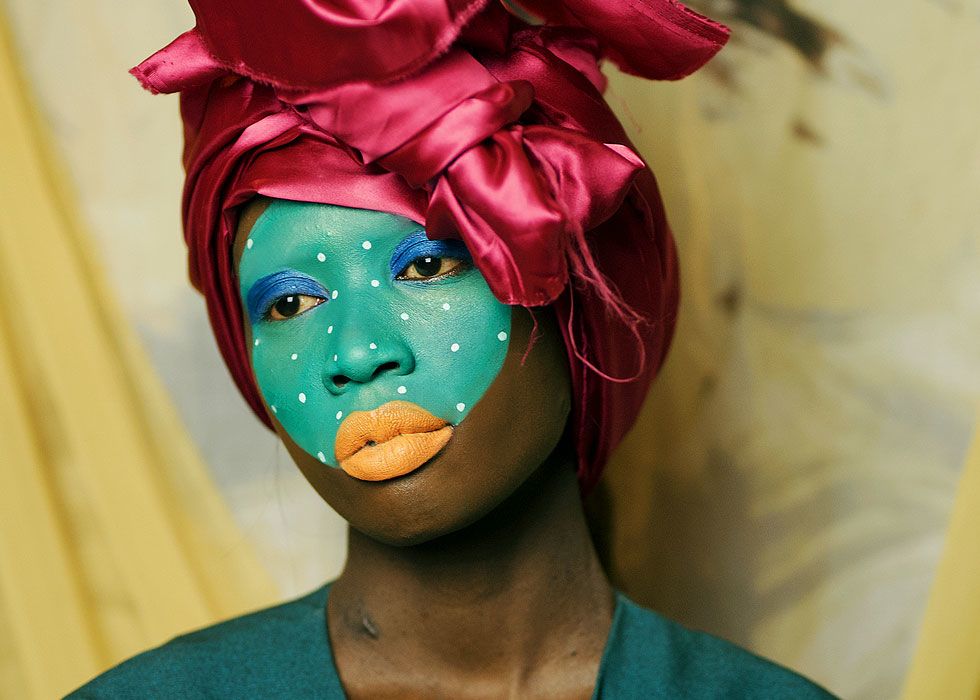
[333,354,338,362]
[317,451,326,463]
[254,338,261,346]
[369,342,378,350]
[362,240,372,250]
[246,238,254,249]
[397,385,407,394]
[450,343,460,352]
[298,392,307,404]
[370,279,380,287]
[331,290,339,300]
[400,312,409,320]
[327,325,334,334]
[497,331,508,341]
[442,303,451,310]
[271,405,277,414]
[316,252,326,262]
[456,402,466,412]
[336,410,343,420]
[290,353,298,360]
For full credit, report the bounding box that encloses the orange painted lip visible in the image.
[334,400,453,481]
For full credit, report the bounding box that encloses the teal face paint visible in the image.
[238,200,511,476]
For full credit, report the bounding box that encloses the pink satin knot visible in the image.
[276,44,645,308]
[187,0,497,89]
[131,0,729,493]
[427,124,643,306]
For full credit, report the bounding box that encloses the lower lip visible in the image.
[339,426,453,481]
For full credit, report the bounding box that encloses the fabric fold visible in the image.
[187,0,497,89]
[513,0,730,79]
[129,29,226,95]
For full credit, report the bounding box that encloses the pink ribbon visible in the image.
[271,43,646,307]
[131,0,728,493]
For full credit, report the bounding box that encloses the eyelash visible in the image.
[247,271,328,323]
[262,294,325,321]
[394,255,471,281]
[260,256,469,321]
[253,236,473,322]
[388,231,472,280]
[262,255,469,319]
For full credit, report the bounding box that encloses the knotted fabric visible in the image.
[132,0,729,493]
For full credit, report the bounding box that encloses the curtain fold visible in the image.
[903,416,980,700]
[0,14,277,699]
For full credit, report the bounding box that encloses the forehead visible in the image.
[236,199,421,270]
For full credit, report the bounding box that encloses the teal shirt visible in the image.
[67,584,834,698]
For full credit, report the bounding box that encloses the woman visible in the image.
[70,0,833,696]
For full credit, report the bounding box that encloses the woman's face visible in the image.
[235,199,572,545]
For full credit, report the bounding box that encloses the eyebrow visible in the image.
[245,270,329,322]
[388,229,472,279]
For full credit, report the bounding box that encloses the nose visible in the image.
[323,315,415,395]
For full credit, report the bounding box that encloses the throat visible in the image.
[327,460,614,698]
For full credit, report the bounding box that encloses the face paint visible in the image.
[238,200,511,481]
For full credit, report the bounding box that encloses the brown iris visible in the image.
[397,256,469,281]
[269,294,324,320]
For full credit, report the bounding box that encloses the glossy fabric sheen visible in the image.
[67,583,836,698]
[189,0,495,89]
[185,0,728,89]
[239,201,510,469]
[131,0,729,492]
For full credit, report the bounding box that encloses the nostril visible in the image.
[329,361,402,390]
[371,361,400,380]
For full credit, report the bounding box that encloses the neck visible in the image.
[328,451,614,696]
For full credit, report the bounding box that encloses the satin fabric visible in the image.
[132,0,728,493]
[515,0,730,80]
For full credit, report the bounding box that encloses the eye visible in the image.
[396,256,470,281]
[266,294,325,320]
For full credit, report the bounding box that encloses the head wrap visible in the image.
[132,0,728,494]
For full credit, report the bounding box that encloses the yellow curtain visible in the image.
[0,16,277,700]
[903,417,980,700]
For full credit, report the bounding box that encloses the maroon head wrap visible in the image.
[132,0,728,493]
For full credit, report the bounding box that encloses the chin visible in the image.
[283,425,551,548]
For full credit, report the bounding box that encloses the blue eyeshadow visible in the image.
[246,270,329,323]
[388,229,472,280]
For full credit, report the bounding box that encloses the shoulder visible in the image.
[597,594,837,699]
[66,584,332,699]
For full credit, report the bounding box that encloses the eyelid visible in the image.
[266,294,325,321]
[246,271,328,322]
[396,257,471,282]
[388,229,472,280]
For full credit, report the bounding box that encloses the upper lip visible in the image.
[334,400,450,462]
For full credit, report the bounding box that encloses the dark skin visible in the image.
[235,199,614,699]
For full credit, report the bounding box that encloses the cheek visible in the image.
[250,313,338,465]
[246,273,512,470]
[401,275,511,420]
